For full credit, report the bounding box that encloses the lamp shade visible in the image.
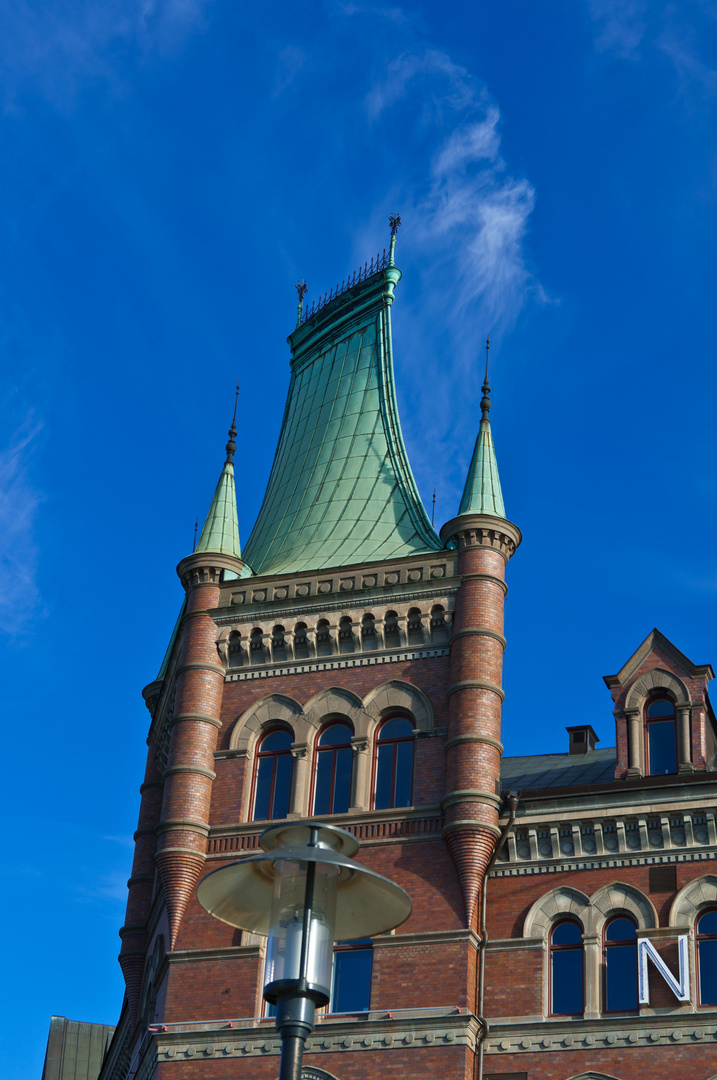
[197,821,412,941]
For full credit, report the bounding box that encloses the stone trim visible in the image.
[134,826,158,839]
[214,748,249,760]
[177,661,226,678]
[459,572,508,595]
[127,874,154,887]
[670,874,717,927]
[445,733,504,753]
[450,626,507,649]
[372,929,480,949]
[168,946,263,964]
[154,1012,481,1063]
[139,780,164,793]
[493,850,717,877]
[447,680,505,702]
[442,789,503,810]
[484,1015,717,1056]
[163,764,217,781]
[154,846,207,859]
[156,819,211,836]
[170,712,223,729]
[225,646,450,682]
[485,937,544,952]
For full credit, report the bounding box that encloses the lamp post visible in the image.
[197,821,412,1080]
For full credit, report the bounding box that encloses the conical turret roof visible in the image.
[195,402,242,559]
[458,358,505,519]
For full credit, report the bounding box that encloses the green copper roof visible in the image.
[195,459,242,557]
[458,377,506,518]
[243,263,442,576]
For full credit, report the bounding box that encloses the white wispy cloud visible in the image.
[0,0,213,110]
[0,415,45,638]
[587,0,648,58]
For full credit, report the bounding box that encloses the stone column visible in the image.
[350,737,369,810]
[289,745,310,816]
[583,933,601,1019]
[625,708,642,777]
[678,705,693,772]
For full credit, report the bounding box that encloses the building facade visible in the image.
[97,230,717,1080]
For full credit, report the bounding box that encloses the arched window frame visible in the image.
[250,726,294,822]
[549,918,584,1016]
[372,713,415,810]
[644,695,678,776]
[603,914,639,1013]
[697,907,717,1007]
[311,721,355,816]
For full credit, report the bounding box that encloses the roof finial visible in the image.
[481,336,491,422]
[432,488,436,526]
[295,280,308,328]
[193,516,199,552]
[225,382,239,463]
[388,213,401,266]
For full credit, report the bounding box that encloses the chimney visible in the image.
[566,725,599,755]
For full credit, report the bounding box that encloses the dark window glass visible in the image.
[550,920,583,1015]
[313,723,353,815]
[604,917,638,1012]
[698,910,717,1006]
[331,939,372,1013]
[252,729,293,822]
[645,698,677,775]
[373,717,415,810]
[648,720,677,774]
[647,698,675,718]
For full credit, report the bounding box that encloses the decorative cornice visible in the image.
[177,551,246,590]
[442,789,503,810]
[225,646,450,682]
[163,764,217,781]
[156,818,211,836]
[440,514,521,559]
[485,1014,717,1056]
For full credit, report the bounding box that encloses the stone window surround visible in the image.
[227,681,434,820]
[520,876,717,1019]
[620,669,694,777]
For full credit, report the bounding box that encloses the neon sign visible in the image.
[638,934,690,1004]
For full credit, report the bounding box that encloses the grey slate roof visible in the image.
[500,748,617,791]
[42,1017,115,1080]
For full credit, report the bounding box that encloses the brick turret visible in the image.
[154,406,245,949]
[440,353,520,927]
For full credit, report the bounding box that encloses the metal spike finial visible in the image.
[193,516,199,552]
[481,337,491,421]
[295,280,308,328]
[226,382,239,462]
[432,488,436,527]
[389,212,402,266]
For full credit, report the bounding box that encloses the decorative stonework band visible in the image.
[163,764,217,781]
[459,572,508,595]
[447,680,506,702]
[442,820,502,838]
[169,712,223,730]
[445,733,504,753]
[224,647,450,682]
[156,818,211,837]
[442,790,504,811]
[450,626,507,648]
[176,661,226,678]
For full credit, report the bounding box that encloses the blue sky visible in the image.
[2,1,717,1075]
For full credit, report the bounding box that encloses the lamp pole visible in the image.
[197,821,412,1080]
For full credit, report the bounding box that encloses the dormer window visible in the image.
[645,697,677,775]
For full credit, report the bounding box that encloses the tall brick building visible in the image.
[96,229,717,1080]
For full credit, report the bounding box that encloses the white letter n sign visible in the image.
[638,935,690,1004]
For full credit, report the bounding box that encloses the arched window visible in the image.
[383,611,401,649]
[313,723,353,815]
[373,716,415,810]
[604,916,638,1011]
[549,919,583,1015]
[250,627,266,665]
[645,697,677,775]
[338,617,355,654]
[407,608,424,645]
[293,622,310,659]
[228,630,243,668]
[361,613,377,651]
[252,729,294,821]
[430,604,448,644]
[330,939,373,1013]
[697,909,717,1005]
[316,619,332,657]
[271,625,287,662]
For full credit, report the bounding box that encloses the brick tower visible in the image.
[101,224,521,1080]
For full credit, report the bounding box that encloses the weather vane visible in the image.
[296,280,308,303]
[389,213,402,236]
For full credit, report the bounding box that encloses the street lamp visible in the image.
[197,820,412,1080]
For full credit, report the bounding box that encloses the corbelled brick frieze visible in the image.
[205,807,444,858]
[484,1015,717,1057]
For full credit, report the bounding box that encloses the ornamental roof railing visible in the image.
[298,248,390,325]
